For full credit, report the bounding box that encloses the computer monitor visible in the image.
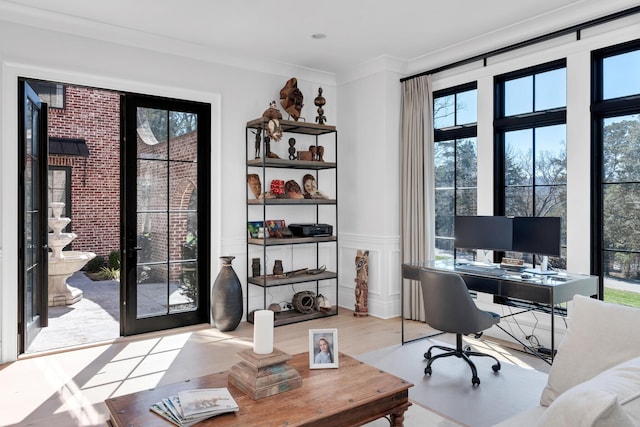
[454,216,513,252]
[512,216,561,257]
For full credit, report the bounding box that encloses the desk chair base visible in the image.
[424,334,501,386]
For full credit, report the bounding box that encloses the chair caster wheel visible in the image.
[492,363,501,372]
[463,345,471,352]
[472,376,480,386]
[424,351,431,360]
[424,366,432,376]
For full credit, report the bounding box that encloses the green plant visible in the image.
[99,266,120,281]
[108,250,121,270]
[86,255,105,273]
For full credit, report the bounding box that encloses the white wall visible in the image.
[0,19,337,362]
[336,57,404,318]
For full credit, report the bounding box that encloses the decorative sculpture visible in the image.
[288,137,296,160]
[247,174,263,199]
[252,130,261,159]
[314,87,326,125]
[262,100,283,141]
[354,249,369,317]
[302,174,329,199]
[284,179,304,199]
[279,77,304,120]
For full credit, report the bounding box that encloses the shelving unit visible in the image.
[246,117,338,326]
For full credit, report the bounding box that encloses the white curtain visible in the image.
[400,75,435,321]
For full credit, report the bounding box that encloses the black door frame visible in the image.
[17,79,49,352]
[120,93,211,336]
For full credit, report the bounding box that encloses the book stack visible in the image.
[150,387,239,426]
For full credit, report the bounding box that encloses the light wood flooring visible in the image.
[0,309,550,426]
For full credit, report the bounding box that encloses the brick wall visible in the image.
[48,85,121,259]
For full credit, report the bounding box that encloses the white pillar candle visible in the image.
[253,310,274,354]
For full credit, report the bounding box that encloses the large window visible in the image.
[593,40,640,306]
[495,60,567,269]
[433,83,477,259]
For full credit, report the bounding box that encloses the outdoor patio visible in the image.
[27,272,191,354]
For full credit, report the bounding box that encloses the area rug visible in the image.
[357,338,548,427]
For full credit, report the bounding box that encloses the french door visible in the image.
[121,94,211,335]
[18,80,49,351]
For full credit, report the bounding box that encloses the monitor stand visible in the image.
[524,256,558,275]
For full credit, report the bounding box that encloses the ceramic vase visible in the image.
[211,256,243,332]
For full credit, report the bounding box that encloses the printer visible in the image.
[288,223,333,237]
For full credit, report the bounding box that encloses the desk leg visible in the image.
[551,305,555,362]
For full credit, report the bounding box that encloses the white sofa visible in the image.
[495,295,640,427]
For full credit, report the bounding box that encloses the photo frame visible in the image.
[309,328,338,369]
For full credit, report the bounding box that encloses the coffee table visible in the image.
[105,352,412,426]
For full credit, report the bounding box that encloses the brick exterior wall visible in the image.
[48,86,120,259]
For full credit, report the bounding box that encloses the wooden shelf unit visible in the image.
[246,117,338,327]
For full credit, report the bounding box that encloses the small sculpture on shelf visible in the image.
[252,130,261,159]
[308,145,325,161]
[314,87,327,125]
[273,260,284,275]
[354,249,369,317]
[284,179,304,199]
[302,174,329,199]
[288,137,296,160]
[280,77,304,121]
[247,174,263,199]
[262,100,283,141]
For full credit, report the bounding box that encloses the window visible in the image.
[25,79,65,109]
[433,83,478,259]
[48,166,71,230]
[593,40,640,306]
[495,60,567,269]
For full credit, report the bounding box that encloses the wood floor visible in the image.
[0,308,549,427]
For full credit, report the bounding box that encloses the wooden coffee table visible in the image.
[105,352,412,426]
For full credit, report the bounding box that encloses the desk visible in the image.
[105,352,412,427]
[401,260,598,361]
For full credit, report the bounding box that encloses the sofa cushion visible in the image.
[536,357,640,426]
[540,295,640,406]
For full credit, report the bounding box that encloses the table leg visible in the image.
[389,402,411,426]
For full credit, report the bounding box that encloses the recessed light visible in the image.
[311,33,327,39]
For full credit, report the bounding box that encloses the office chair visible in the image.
[419,268,501,386]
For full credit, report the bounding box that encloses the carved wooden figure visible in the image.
[354,249,369,317]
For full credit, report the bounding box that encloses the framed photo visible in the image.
[309,328,338,369]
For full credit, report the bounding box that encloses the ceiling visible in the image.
[3,0,640,77]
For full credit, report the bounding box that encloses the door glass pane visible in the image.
[603,50,640,100]
[169,111,198,161]
[137,108,168,159]
[136,106,201,318]
[137,264,168,317]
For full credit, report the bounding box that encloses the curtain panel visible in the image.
[400,75,435,321]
